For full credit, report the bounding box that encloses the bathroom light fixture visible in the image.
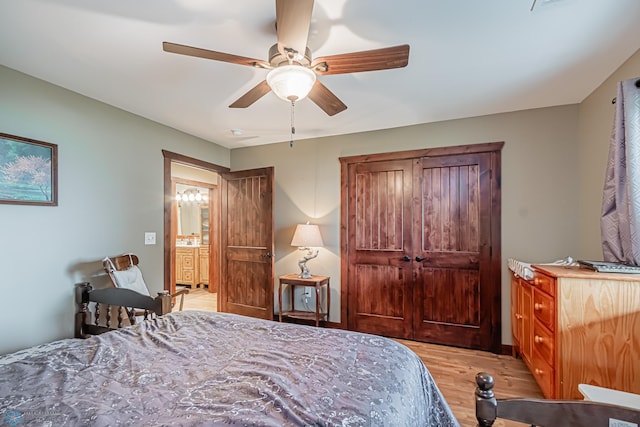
[175,189,208,203]
[290,223,324,279]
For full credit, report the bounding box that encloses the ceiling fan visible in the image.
[163,0,410,116]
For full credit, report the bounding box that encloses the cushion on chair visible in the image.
[110,265,151,296]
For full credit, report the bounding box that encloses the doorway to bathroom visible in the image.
[162,150,275,319]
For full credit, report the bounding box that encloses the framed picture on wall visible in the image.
[0,132,58,206]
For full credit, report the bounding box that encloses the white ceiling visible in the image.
[1,0,639,149]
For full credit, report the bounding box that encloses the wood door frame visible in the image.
[339,141,503,352]
[162,150,230,305]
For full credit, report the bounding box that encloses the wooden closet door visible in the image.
[346,159,414,338]
[412,153,495,350]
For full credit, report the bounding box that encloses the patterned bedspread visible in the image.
[0,311,459,426]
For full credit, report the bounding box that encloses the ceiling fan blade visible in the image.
[307,80,347,116]
[163,42,270,69]
[311,44,410,76]
[229,80,272,108]
[275,0,314,60]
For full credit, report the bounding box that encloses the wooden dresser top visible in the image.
[533,264,640,282]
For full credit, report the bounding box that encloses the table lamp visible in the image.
[290,223,324,278]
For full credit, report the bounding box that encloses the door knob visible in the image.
[415,256,425,262]
[263,252,273,258]
[402,255,411,262]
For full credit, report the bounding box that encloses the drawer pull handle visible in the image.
[535,368,544,376]
[534,278,541,286]
[534,335,544,344]
[515,314,523,320]
[534,303,543,311]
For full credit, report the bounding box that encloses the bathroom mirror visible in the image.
[176,183,210,244]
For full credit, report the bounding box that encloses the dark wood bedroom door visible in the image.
[412,153,495,349]
[346,159,415,339]
[220,167,274,320]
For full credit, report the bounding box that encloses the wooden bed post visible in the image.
[475,372,497,427]
[74,282,92,338]
[157,291,172,315]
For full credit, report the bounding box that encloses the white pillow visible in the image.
[111,265,150,296]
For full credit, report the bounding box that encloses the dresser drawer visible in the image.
[533,290,555,331]
[533,319,554,367]
[532,271,555,297]
[531,348,555,399]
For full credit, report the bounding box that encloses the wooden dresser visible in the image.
[511,265,640,399]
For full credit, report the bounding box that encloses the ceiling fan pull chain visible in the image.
[290,100,296,148]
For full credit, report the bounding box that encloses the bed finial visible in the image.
[475,372,497,427]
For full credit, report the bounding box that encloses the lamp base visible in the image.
[297,248,318,279]
[298,271,312,279]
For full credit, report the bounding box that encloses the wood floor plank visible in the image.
[177,290,541,426]
[397,339,542,427]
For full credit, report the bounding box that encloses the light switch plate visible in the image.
[144,232,156,245]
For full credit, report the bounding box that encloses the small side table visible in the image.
[278,274,330,327]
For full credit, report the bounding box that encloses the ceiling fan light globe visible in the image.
[266,65,316,102]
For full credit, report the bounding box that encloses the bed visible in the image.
[0,283,459,426]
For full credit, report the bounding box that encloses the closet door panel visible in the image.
[347,160,414,338]
[413,153,494,349]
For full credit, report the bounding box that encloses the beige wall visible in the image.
[577,49,640,259]
[1,47,638,355]
[0,65,230,355]
[231,105,581,344]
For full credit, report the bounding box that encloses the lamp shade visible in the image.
[267,65,317,102]
[290,224,323,248]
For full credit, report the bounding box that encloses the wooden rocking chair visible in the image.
[103,253,189,311]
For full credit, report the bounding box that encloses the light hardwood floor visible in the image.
[175,289,540,426]
[174,286,218,311]
[398,339,541,427]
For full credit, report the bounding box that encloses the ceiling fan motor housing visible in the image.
[269,44,312,67]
